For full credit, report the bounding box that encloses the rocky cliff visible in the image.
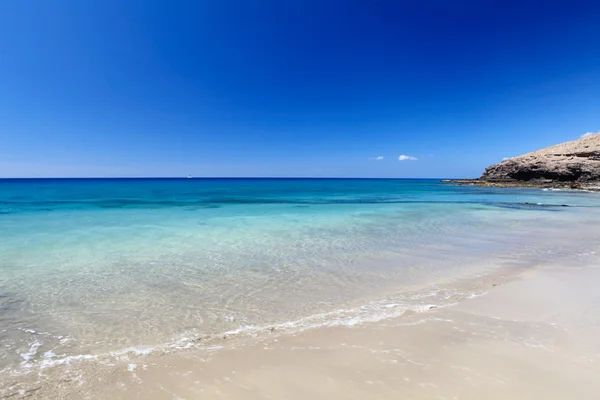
[445,132,600,189]
[482,132,600,184]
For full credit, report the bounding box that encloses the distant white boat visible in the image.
[187,175,193,179]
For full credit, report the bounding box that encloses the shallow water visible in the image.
[1,178,600,376]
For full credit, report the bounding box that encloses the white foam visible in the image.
[43,350,56,359]
[217,301,440,339]
[466,291,486,299]
[39,354,97,369]
[111,347,154,358]
[20,328,55,337]
[20,341,42,366]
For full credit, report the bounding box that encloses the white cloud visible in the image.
[502,157,511,161]
[369,156,384,161]
[582,132,598,138]
[398,155,417,161]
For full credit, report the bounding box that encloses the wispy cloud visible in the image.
[502,157,512,161]
[398,155,417,161]
[582,132,597,138]
[369,156,384,161]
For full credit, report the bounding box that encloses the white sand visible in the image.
[16,262,600,400]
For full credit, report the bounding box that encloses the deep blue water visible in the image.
[1,178,596,212]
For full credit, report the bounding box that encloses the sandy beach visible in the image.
[3,0,600,398]
[11,251,599,400]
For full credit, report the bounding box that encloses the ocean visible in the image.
[1,178,600,380]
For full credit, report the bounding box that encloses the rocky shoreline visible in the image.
[442,178,600,191]
[445,132,600,191]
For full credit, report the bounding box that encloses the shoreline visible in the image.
[442,178,600,191]
[5,248,599,399]
[0,259,515,379]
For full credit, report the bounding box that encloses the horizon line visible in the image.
[0,176,460,180]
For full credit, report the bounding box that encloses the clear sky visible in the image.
[1,0,599,178]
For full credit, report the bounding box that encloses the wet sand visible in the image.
[13,261,600,400]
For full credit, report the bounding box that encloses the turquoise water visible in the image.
[1,178,600,373]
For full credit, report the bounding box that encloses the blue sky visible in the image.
[1,0,599,178]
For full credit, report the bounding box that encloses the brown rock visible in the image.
[445,132,600,190]
[481,132,600,184]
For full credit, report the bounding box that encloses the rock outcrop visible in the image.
[445,132,600,190]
